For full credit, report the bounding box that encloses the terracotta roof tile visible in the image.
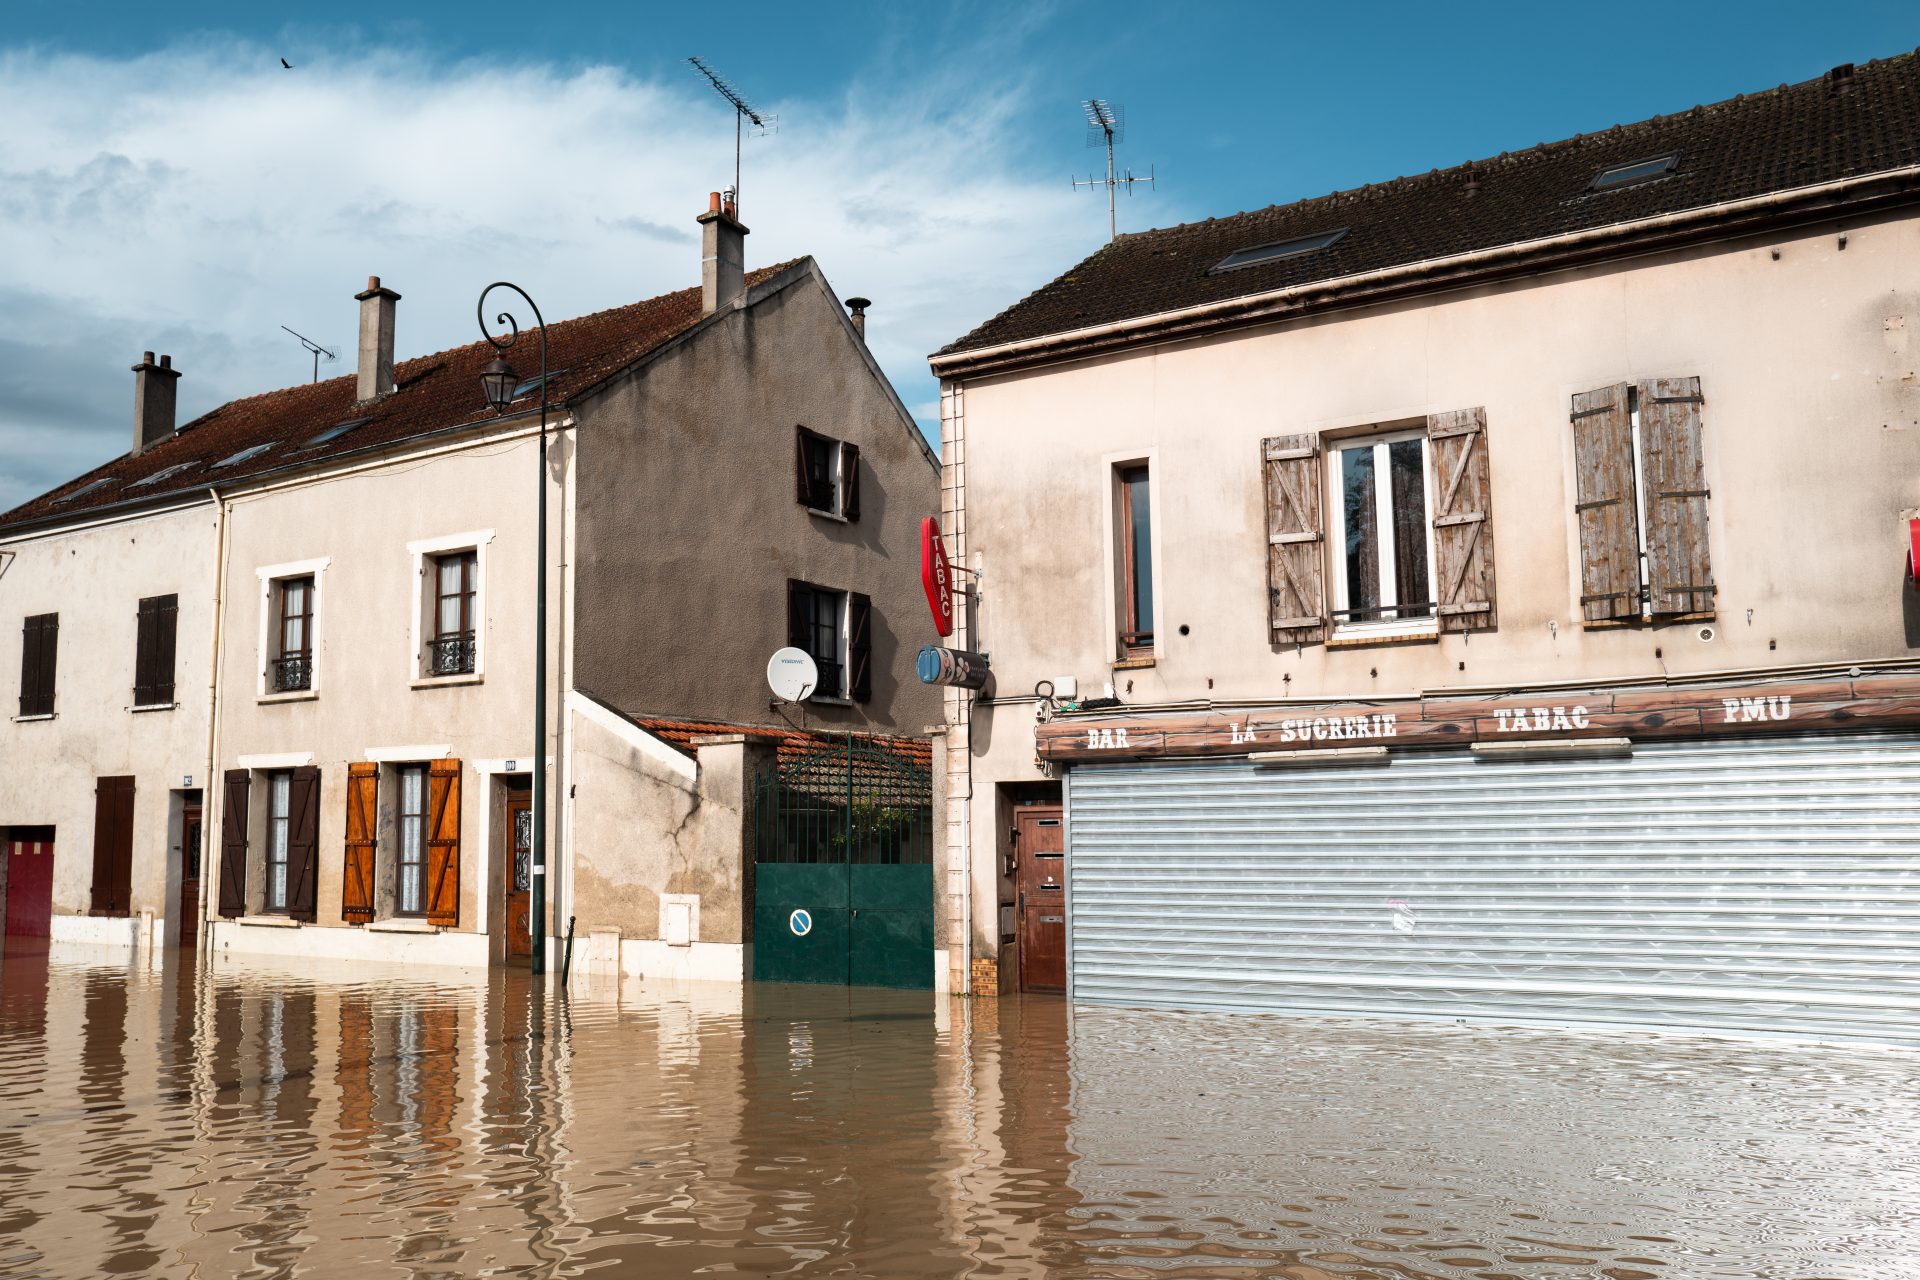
[2,262,803,532]
[636,717,932,771]
[938,51,1920,358]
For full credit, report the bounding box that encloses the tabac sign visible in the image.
[921,516,954,637]
[1036,673,1919,764]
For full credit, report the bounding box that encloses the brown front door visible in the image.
[178,804,202,946]
[505,789,533,960]
[1015,807,1067,993]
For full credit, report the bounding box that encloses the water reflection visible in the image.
[0,939,1916,1278]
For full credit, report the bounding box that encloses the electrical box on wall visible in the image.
[1050,676,1078,699]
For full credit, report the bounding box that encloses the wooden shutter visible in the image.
[1425,407,1498,632]
[153,595,177,704]
[1570,384,1641,625]
[89,775,135,917]
[134,597,158,705]
[848,592,873,702]
[342,763,378,923]
[285,766,320,922]
[425,759,461,927]
[1638,377,1714,618]
[841,442,861,521]
[219,769,249,918]
[787,579,810,651]
[19,613,57,717]
[794,428,813,505]
[1262,434,1327,645]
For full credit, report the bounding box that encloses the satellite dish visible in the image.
[767,647,819,703]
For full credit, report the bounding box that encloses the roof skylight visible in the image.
[211,442,274,470]
[512,370,564,399]
[304,417,371,448]
[1209,228,1348,274]
[1588,154,1679,192]
[51,478,115,505]
[129,462,199,489]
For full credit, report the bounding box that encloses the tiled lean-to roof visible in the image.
[938,50,1920,360]
[1,263,802,533]
[638,717,933,772]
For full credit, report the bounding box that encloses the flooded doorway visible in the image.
[3,826,55,937]
[502,781,532,962]
[1014,805,1066,993]
[176,802,202,947]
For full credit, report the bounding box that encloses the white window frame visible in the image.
[1326,428,1439,640]
[1626,392,1656,622]
[254,557,329,701]
[801,431,851,522]
[799,584,852,704]
[408,530,493,686]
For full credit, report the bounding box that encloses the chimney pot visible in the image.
[696,195,750,317]
[130,350,183,456]
[353,275,402,402]
[845,297,871,340]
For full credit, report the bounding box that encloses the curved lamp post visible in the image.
[477,282,550,976]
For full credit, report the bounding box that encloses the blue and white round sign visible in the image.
[789,908,813,937]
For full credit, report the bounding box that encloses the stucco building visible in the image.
[930,53,1920,1040]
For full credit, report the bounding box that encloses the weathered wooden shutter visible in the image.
[89,775,135,916]
[1637,376,1714,618]
[219,769,249,918]
[787,579,809,651]
[342,762,378,923]
[19,613,57,717]
[425,760,461,926]
[1262,434,1327,645]
[134,598,158,705]
[1570,384,1642,625]
[1425,407,1498,632]
[153,595,177,704]
[794,428,813,505]
[286,766,320,922]
[37,615,58,714]
[848,592,873,702]
[841,442,861,521]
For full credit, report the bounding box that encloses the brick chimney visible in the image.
[354,275,401,402]
[845,297,871,340]
[130,352,182,456]
[697,190,750,316]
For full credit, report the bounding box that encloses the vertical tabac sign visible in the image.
[921,516,954,636]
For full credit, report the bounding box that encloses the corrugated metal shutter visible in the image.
[1066,732,1920,1043]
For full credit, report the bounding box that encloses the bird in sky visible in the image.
[280,57,293,69]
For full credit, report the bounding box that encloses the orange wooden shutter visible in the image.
[424,759,461,927]
[342,762,378,923]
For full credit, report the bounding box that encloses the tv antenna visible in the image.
[1073,99,1155,242]
[688,56,773,213]
[280,325,338,384]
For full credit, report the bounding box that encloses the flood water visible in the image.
[2,942,1917,1279]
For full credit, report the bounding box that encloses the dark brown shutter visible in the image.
[848,592,872,702]
[285,766,320,922]
[795,427,812,505]
[1637,377,1714,618]
[1262,434,1327,645]
[787,579,809,651]
[1570,384,1641,625]
[841,442,861,521]
[89,775,135,917]
[153,595,178,704]
[342,762,378,923]
[134,597,158,705]
[219,769,250,918]
[425,759,461,927]
[19,613,57,717]
[1425,407,1498,632]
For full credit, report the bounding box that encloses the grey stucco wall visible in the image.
[572,265,941,736]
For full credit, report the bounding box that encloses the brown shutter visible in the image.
[89,775,135,917]
[787,579,810,651]
[425,759,461,927]
[219,769,249,918]
[153,595,178,704]
[1570,384,1641,625]
[134,597,158,705]
[1637,377,1714,618]
[848,592,873,702]
[1425,407,1498,632]
[841,442,861,521]
[1262,434,1327,645]
[795,427,812,505]
[286,766,320,923]
[19,613,57,717]
[342,762,378,923]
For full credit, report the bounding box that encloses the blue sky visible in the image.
[4,1,1917,507]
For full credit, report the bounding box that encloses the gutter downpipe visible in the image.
[929,165,1920,376]
[200,485,228,953]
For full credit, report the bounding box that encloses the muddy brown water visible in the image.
[1,941,1916,1279]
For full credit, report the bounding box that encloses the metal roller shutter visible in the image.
[1066,732,1920,1044]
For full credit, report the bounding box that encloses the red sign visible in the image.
[1909,517,1920,579]
[921,516,954,636]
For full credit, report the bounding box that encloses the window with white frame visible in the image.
[265,770,292,911]
[255,558,328,698]
[396,764,427,915]
[795,426,861,521]
[786,579,873,703]
[1328,429,1435,632]
[408,533,491,683]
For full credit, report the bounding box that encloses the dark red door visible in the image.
[1015,808,1067,993]
[178,805,203,947]
[504,789,533,961]
[4,831,56,938]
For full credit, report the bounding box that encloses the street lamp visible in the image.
[477,284,551,977]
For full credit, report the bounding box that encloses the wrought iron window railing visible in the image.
[427,631,476,677]
[271,653,312,693]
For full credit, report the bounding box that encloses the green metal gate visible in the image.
[750,734,934,989]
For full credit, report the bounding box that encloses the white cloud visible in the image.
[0,39,1103,508]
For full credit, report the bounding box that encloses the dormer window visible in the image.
[1588,154,1678,192]
[1209,228,1348,274]
[794,426,861,521]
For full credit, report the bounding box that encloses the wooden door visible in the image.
[178,805,202,946]
[504,789,533,960]
[89,776,135,917]
[4,831,56,938]
[1015,807,1067,993]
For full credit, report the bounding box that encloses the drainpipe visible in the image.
[200,486,228,951]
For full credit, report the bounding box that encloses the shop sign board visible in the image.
[921,517,954,637]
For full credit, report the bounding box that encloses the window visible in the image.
[1328,430,1435,632]
[794,426,861,521]
[302,418,370,449]
[1117,465,1155,656]
[397,765,427,915]
[1588,154,1678,192]
[129,462,200,489]
[1210,228,1348,274]
[133,594,178,707]
[213,443,273,470]
[428,552,477,676]
[17,613,57,717]
[787,580,873,703]
[273,577,314,692]
[265,771,292,912]
[52,478,116,505]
